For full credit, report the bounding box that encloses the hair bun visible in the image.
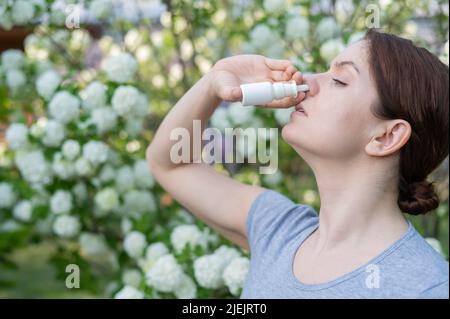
[398,180,440,215]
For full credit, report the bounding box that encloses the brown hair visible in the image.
[364,28,449,215]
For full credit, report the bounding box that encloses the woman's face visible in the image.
[282,40,382,161]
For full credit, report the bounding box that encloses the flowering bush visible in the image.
[0,0,448,298]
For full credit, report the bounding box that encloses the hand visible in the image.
[208,54,305,108]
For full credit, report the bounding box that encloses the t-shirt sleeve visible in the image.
[418,280,449,299]
[245,189,318,255]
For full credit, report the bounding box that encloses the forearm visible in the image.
[146,70,221,171]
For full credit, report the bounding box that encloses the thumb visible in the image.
[221,86,242,102]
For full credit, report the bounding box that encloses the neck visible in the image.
[307,154,409,253]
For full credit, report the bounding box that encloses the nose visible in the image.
[302,73,320,97]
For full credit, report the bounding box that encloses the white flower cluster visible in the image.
[52,215,81,238]
[114,285,144,299]
[36,70,62,101]
[102,52,138,83]
[0,182,17,209]
[111,85,148,118]
[15,150,52,186]
[170,224,210,254]
[13,200,33,222]
[123,231,147,258]
[48,91,81,124]
[0,49,26,92]
[89,0,113,20]
[193,245,249,295]
[145,254,197,298]
[42,120,66,147]
[5,123,29,150]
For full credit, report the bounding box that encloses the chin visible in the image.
[281,122,298,144]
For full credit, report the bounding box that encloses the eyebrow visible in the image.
[332,60,360,75]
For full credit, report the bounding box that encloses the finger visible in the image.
[292,71,304,85]
[219,86,242,102]
[264,57,294,71]
[259,94,302,108]
[271,65,297,81]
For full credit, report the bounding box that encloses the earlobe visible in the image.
[365,120,411,157]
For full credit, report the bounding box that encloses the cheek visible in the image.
[281,105,371,159]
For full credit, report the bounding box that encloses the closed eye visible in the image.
[332,78,347,86]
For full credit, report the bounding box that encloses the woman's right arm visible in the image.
[146,56,303,251]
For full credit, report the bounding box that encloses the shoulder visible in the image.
[246,189,318,254]
[383,226,449,297]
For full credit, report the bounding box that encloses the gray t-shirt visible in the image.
[240,189,449,299]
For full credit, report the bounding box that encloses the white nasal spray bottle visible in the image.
[240,80,309,106]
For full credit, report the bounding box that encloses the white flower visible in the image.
[0,10,13,31]
[82,141,108,166]
[123,190,156,216]
[6,69,26,91]
[1,49,24,70]
[11,0,36,25]
[79,232,110,257]
[123,231,147,258]
[114,285,144,299]
[50,190,73,214]
[5,123,28,150]
[170,224,208,254]
[263,169,283,186]
[91,107,118,134]
[95,187,119,212]
[250,24,277,50]
[48,91,80,124]
[15,150,52,185]
[80,81,107,111]
[13,200,33,222]
[222,257,250,296]
[62,140,80,160]
[52,157,75,180]
[36,70,61,100]
[274,107,294,126]
[111,85,146,117]
[320,38,345,63]
[214,245,241,265]
[102,52,137,83]
[115,166,135,193]
[315,17,340,42]
[285,15,310,41]
[42,120,65,147]
[90,0,113,19]
[53,215,81,238]
[145,242,169,263]
[145,254,184,292]
[227,102,254,126]
[122,269,142,287]
[193,254,226,289]
[263,0,286,13]
[74,157,94,176]
[133,160,154,189]
[125,117,144,137]
[425,238,444,256]
[72,182,87,204]
[0,182,17,209]
[121,218,133,234]
[174,274,197,299]
[347,31,365,45]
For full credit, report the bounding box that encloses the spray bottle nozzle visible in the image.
[297,84,309,92]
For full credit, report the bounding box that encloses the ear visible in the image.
[365,120,411,157]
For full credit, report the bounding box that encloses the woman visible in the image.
[146,29,449,298]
